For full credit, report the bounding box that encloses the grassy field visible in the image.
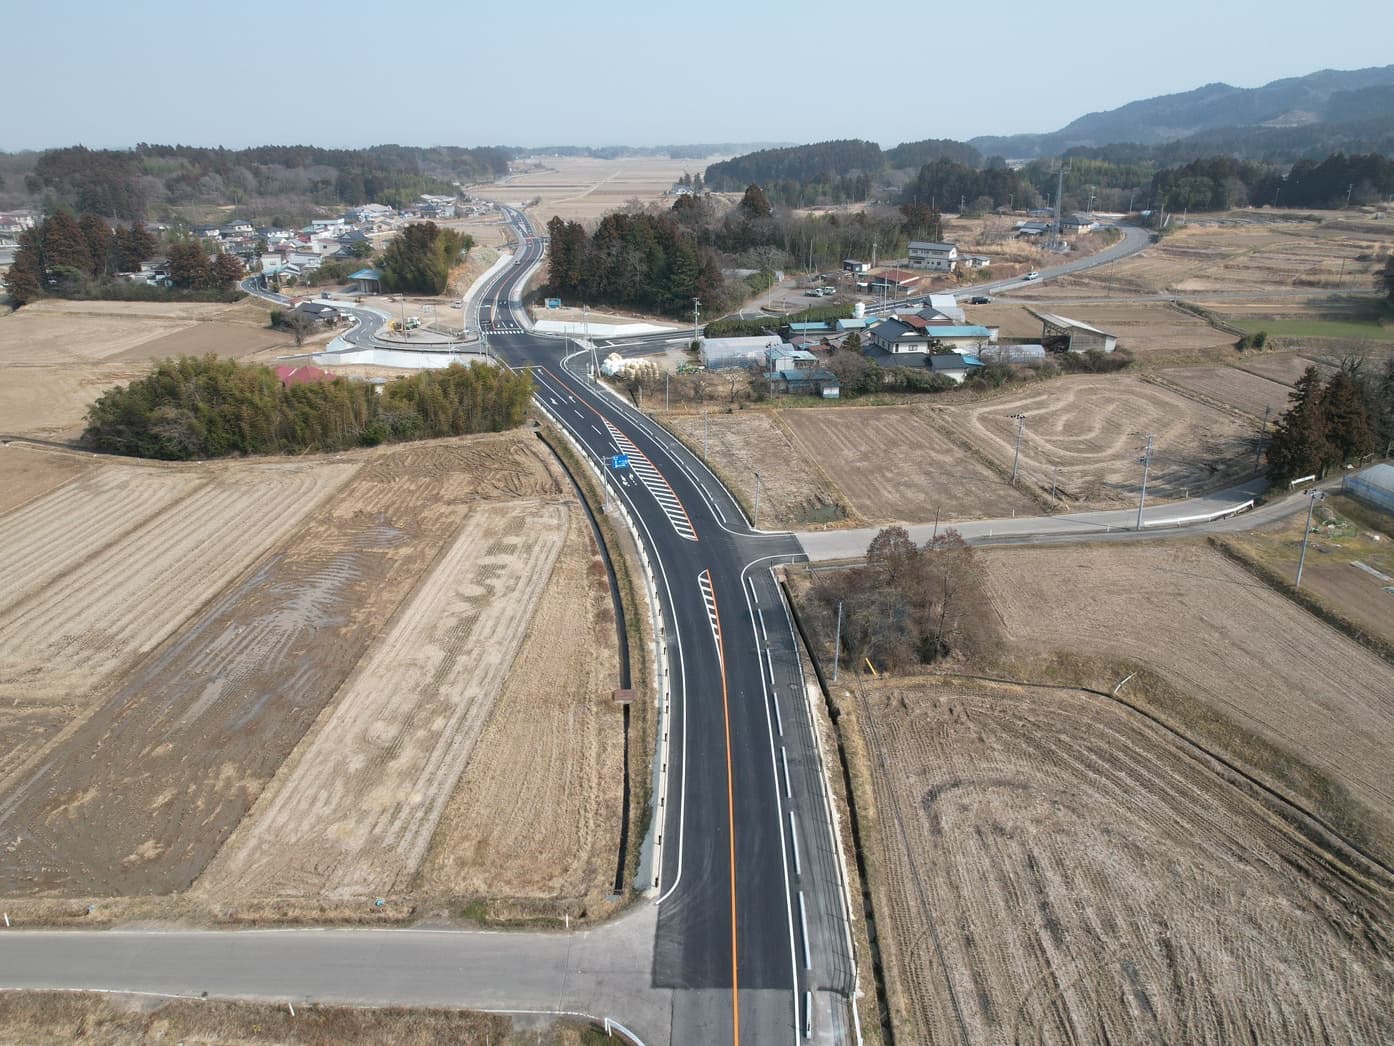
[1233,317,1394,341]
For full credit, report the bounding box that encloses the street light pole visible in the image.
[1135,434,1155,530]
[1295,490,1325,588]
[1009,413,1027,484]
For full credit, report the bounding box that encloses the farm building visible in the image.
[1344,463,1394,515]
[1031,310,1118,353]
[700,335,782,370]
[868,268,923,295]
[979,343,1047,365]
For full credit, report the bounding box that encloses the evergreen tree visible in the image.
[1322,370,1374,464]
[78,214,113,277]
[168,241,212,289]
[2,228,44,306]
[211,252,245,290]
[42,211,96,276]
[1379,255,1394,303]
[1266,366,1333,482]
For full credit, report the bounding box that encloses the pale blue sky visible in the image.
[6,0,1394,150]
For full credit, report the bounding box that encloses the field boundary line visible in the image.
[1140,371,1259,423]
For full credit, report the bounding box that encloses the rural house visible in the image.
[907,241,958,271]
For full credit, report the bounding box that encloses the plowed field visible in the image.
[779,405,1037,523]
[982,543,1394,859]
[856,678,1394,1045]
[0,432,621,907]
[1156,365,1292,419]
[0,444,94,515]
[945,376,1254,503]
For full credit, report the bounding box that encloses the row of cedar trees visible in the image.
[82,355,533,460]
[1266,362,1394,483]
[3,212,241,307]
[546,212,726,318]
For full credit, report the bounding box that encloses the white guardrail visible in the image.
[533,397,673,895]
[1140,499,1254,529]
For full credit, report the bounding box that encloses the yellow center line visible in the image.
[703,569,741,1046]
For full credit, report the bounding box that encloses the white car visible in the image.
[1024,271,1041,281]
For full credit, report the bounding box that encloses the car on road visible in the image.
[1024,271,1041,281]
[969,295,992,304]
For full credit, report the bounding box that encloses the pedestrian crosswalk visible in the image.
[485,323,524,334]
[603,419,698,542]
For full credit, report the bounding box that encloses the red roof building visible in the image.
[273,364,334,387]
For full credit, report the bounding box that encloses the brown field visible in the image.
[0,431,623,912]
[197,499,572,900]
[1032,215,1389,297]
[1155,364,1293,418]
[1233,350,1334,385]
[945,376,1255,503]
[982,542,1394,857]
[418,504,624,906]
[471,155,718,226]
[667,409,849,527]
[852,676,1394,1045]
[778,405,1037,524]
[0,299,298,440]
[0,443,93,515]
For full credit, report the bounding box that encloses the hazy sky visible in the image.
[7,0,1394,151]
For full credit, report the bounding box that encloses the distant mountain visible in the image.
[971,65,1394,159]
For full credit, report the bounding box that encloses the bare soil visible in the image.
[1235,351,1337,386]
[0,433,593,901]
[850,675,1394,1045]
[981,542,1394,860]
[471,155,718,226]
[778,405,1037,524]
[944,375,1255,504]
[976,301,1232,359]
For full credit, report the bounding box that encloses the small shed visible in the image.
[1031,310,1118,353]
[1344,463,1394,515]
[348,267,384,295]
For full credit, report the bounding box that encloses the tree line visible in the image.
[20,143,514,220]
[703,140,883,207]
[4,211,241,308]
[82,356,534,460]
[1266,361,1394,483]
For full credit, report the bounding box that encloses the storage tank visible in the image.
[852,301,865,319]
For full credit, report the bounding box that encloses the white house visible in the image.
[1061,213,1098,235]
[309,218,348,235]
[907,241,958,271]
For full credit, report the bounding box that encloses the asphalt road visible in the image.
[484,210,857,1043]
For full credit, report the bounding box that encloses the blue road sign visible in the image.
[611,454,630,470]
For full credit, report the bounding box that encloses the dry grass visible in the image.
[0,444,94,515]
[0,990,518,1044]
[1154,365,1293,419]
[471,155,718,226]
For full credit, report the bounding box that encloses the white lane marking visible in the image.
[697,570,722,666]
[798,890,812,970]
[772,691,783,737]
[789,810,801,876]
[603,418,697,542]
[780,746,792,799]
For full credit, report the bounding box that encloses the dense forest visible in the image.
[12,143,515,221]
[1266,362,1393,484]
[703,140,884,206]
[83,356,534,459]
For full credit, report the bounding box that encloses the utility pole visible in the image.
[1255,405,1270,471]
[702,412,708,462]
[753,471,762,529]
[692,298,701,348]
[1050,465,1060,503]
[1009,413,1027,484]
[871,238,877,270]
[664,372,670,411]
[832,600,844,683]
[1295,490,1325,587]
[1135,434,1155,530]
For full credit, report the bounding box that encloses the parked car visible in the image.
[969,295,992,304]
[1024,271,1041,281]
